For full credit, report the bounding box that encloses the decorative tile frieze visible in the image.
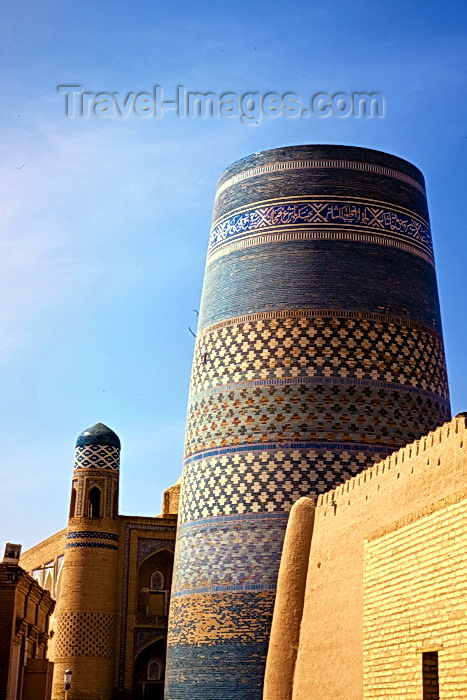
[65,541,118,551]
[208,197,432,261]
[185,382,449,459]
[66,531,119,541]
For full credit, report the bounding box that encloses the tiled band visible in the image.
[167,590,276,646]
[197,308,440,337]
[215,159,425,199]
[179,444,395,524]
[185,383,449,460]
[64,541,119,551]
[66,530,119,541]
[199,242,442,333]
[172,514,289,596]
[207,228,435,267]
[208,197,432,262]
[165,641,272,700]
[188,312,448,401]
[73,443,120,470]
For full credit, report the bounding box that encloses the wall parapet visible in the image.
[316,413,467,508]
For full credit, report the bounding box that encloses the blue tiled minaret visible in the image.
[165,146,450,699]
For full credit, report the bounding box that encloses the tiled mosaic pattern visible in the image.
[55,612,115,658]
[173,515,287,594]
[167,590,275,646]
[185,383,448,458]
[179,446,386,524]
[189,312,448,400]
[65,541,118,551]
[74,444,120,470]
[208,198,432,262]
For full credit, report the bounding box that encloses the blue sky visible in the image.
[1,0,466,550]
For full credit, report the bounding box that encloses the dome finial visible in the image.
[75,423,120,449]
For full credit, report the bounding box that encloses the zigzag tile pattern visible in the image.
[179,445,388,524]
[189,313,448,400]
[73,444,120,470]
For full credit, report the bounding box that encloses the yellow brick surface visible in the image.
[364,495,467,699]
[19,529,67,663]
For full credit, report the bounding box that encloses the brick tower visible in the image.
[52,423,121,700]
[165,146,451,699]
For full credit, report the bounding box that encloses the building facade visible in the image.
[20,423,179,700]
[165,145,450,699]
[0,553,55,700]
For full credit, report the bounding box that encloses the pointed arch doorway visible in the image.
[133,638,166,700]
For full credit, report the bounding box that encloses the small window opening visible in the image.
[112,485,119,518]
[69,487,77,519]
[147,658,162,681]
[88,486,101,518]
[150,571,164,590]
[422,651,439,700]
[44,572,53,594]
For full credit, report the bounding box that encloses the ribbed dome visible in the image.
[75,423,120,449]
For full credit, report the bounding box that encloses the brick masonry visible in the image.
[0,565,55,700]
[364,490,467,699]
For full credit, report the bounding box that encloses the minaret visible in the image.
[52,423,121,700]
[165,146,451,699]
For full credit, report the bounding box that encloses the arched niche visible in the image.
[112,483,119,518]
[69,486,77,519]
[43,570,54,594]
[133,637,166,700]
[88,486,101,518]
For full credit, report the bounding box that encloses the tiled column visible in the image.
[165,145,450,699]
